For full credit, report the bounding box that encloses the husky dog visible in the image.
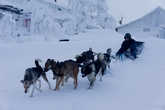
[103,48,115,68]
[97,48,115,69]
[81,58,106,89]
[104,48,112,68]
[21,59,51,97]
[44,59,79,91]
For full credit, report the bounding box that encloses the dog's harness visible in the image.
[81,61,96,77]
[53,71,64,77]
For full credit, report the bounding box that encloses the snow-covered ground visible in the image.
[0,29,165,110]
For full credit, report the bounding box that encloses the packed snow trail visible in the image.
[0,29,165,110]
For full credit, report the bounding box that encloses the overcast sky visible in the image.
[47,0,165,24]
[107,0,165,23]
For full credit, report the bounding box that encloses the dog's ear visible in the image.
[20,80,24,83]
[47,59,51,62]
[51,59,55,63]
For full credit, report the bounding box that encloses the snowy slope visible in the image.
[117,7,165,38]
[0,29,165,110]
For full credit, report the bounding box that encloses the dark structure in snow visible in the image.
[59,39,70,42]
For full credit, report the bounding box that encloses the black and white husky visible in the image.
[20,59,51,97]
[100,48,115,69]
[81,48,114,89]
[81,57,106,89]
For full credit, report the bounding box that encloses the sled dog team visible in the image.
[21,33,144,97]
[21,48,114,97]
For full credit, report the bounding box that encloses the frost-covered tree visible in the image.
[65,0,116,34]
[0,0,116,39]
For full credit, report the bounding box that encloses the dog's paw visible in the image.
[49,86,52,90]
[88,87,92,89]
[49,88,52,90]
[54,88,59,91]
[74,86,77,90]
[29,95,34,97]
[88,86,93,89]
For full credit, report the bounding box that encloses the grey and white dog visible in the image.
[102,48,115,68]
[21,59,51,97]
[81,48,114,89]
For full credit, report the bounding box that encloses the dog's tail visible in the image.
[35,59,42,69]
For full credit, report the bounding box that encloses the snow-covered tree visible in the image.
[0,0,116,39]
[65,0,116,34]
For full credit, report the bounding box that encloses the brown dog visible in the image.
[44,59,79,90]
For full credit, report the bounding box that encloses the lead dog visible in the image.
[44,59,79,90]
[98,48,115,69]
[21,59,51,97]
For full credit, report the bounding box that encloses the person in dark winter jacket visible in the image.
[116,33,144,60]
